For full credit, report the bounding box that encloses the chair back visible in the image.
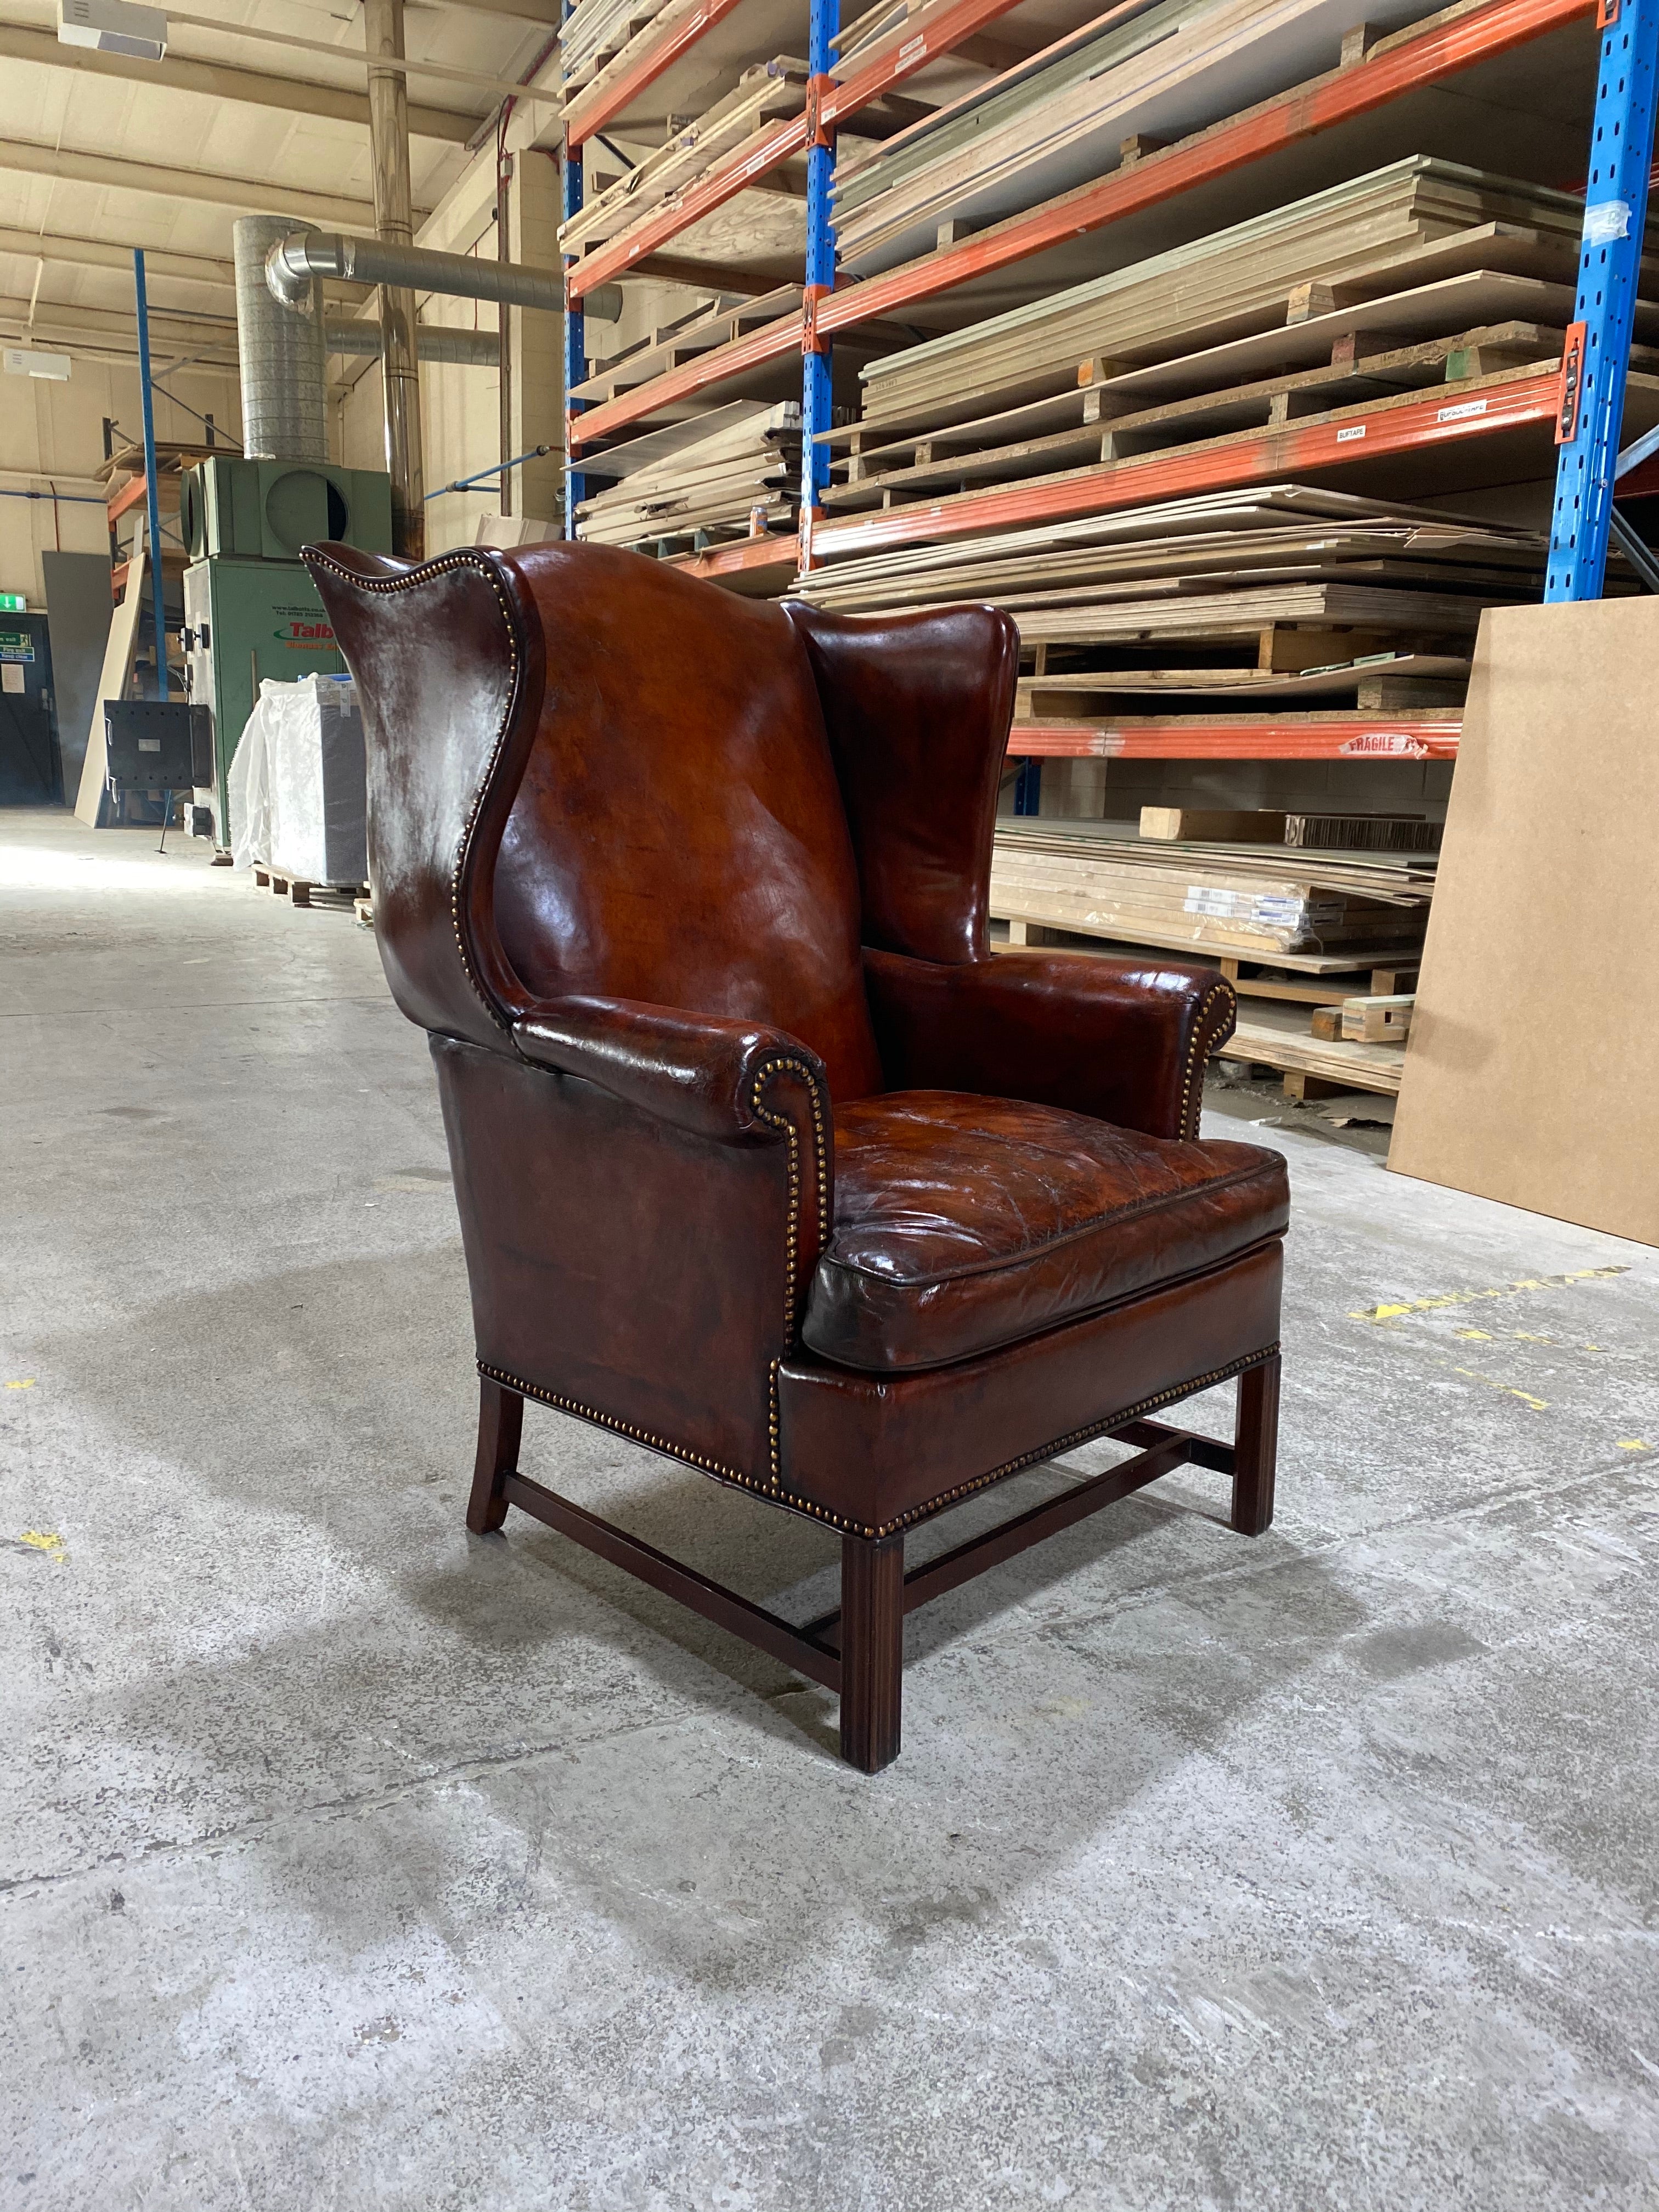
[492,544,882,1099]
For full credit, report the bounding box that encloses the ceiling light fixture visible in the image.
[57,0,168,62]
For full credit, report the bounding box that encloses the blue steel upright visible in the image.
[562,0,586,534]
[1545,0,1659,601]
[133,249,170,700]
[801,0,839,531]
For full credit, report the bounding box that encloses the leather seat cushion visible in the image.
[804,1091,1289,1373]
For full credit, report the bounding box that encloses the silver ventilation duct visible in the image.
[325,320,501,365]
[233,213,329,462]
[267,230,623,323]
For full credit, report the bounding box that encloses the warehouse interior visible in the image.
[3,0,1658,2205]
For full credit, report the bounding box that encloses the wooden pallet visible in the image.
[824,324,1598,512]
[353,895,374,928]
[253,864,368,910]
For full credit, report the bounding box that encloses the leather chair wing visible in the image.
[864,946,1238,1142]
[783,600,1019,965]
[305,544,544,1048]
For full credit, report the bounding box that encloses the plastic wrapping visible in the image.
[227,674,367,884]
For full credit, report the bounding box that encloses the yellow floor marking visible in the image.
[1352,1266,1630,1325]
[1454,1328,1493,1341]
[18,1530,66,1562]
[1616,1440,1651,1453]
[4,1378,34,1390]
[1452,1368,1549,1411]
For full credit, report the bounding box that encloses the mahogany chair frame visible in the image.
[468,1356,1279,1772]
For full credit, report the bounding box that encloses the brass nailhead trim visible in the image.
[478,1342,1279,1542]
[1182,979,1237,1141]
[307,549,523,1031]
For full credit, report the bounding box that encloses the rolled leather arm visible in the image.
[512,994,830,1145]
[864,947,1237,1142]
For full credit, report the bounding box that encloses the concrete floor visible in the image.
[3,806,1657,2212]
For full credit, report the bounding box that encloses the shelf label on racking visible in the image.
[1437,398,1489,422]
[1583,198,1633,243]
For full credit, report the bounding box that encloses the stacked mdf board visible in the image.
[831,0,1449,274]
[574,402,804,550]
[1390,599,1659,1242]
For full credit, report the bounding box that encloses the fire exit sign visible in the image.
[0,592,24,612]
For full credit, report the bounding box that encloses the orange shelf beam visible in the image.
[566,0,1037,300]
[567,0,749,148]
[663,528,800,579]
[106,472,151,523]
[815,0,1594,338]
[811,371,1561,559]
[1007,718,1462,759]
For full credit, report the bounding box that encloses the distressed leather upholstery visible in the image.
[810,1095,1289,1373]
[303,539,1288,1539]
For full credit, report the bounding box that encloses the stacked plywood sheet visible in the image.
[558,58,808,259]
[794,484,1542,609]
[574,401,803,549]
[558,0,673,90]
[794,486,1541,718]
[831,0,1448,274]
[846,161,1615,430]
[990,816,1434,958]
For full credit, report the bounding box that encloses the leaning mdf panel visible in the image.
[1389,596,1659,1246]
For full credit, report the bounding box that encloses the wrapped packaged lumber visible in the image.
[574,401,803,550]
[848,160,1617,432]
[990,818,1432,957]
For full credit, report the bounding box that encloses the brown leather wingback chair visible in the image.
[305,539,1288,1772]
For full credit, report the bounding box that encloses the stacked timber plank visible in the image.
[574,401,803,549]
[990,817,1434,959]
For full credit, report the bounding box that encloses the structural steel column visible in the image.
[365,0,425,557]
[562,0,586,535]
[1545,0,1659,600]
[800,0,838,556]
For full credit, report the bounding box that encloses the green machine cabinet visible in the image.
[183,556,347,844]
[178,455,391,848]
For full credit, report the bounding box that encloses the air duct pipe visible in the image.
[365,0,422,556]
[267,231,623,323]
[325,320,501,365]
[233,213,328,462]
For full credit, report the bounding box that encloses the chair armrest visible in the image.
[512,995,828,1147]
[864,947,1236,1142]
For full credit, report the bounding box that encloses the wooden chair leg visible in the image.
[1232,1355,1280,1537]
[467,1376,523,1534]
[839,1532,905,1773]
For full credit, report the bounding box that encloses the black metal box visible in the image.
[103,699,211,788]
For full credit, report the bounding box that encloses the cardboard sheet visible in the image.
[1389,597,1659,1245]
